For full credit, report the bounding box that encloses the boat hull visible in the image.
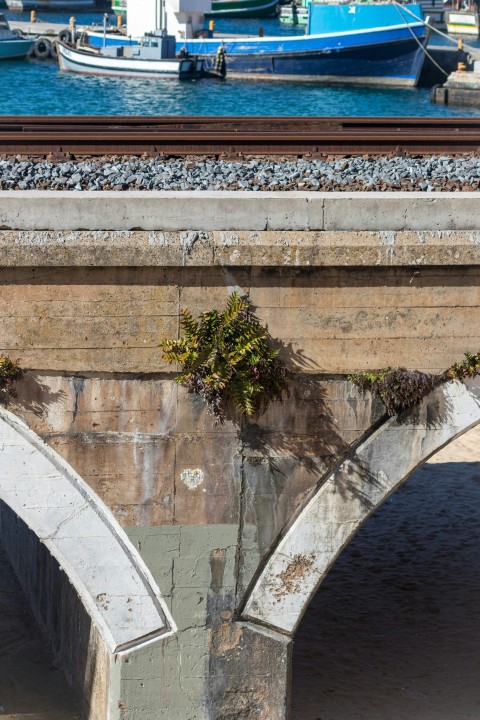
[183,39,426,86]
[206,0,278,18]
[446,9,479,35]
[0,36,33,57]
[6,0,95,9]
[88,4,429,86]
[111,0,126,15]
[57,40,199,78]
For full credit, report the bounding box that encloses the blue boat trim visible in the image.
[178,24,426,54]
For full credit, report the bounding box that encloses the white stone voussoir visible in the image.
[0,406,176,653]
[243,377,480,635]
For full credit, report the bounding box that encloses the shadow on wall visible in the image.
[0,502,90,720]
[11,372,67,418]
[292,455,480,720]
[238,344,385,569]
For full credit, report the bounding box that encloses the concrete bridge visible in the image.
[0,191,479,720]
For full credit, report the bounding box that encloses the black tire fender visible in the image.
[58,28,71,43]
[33,37,51,59]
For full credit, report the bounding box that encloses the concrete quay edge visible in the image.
[1,190,480,232]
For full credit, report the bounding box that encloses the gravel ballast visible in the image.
[2,155,480,192]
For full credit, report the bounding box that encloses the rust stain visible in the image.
[209,618,244,657]
[273,553,315,600]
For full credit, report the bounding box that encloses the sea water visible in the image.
[1,10,480,117]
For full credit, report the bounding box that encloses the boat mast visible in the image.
[161,0,167,34]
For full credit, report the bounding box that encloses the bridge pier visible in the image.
[0,191,479,718]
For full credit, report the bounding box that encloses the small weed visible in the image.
[349,352,480,416]
[0,355,21,404]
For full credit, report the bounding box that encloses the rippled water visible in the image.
[2,10,480,116]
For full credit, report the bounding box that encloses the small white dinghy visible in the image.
[0,13,34,59]
[57,31,203,79]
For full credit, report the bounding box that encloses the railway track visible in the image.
[1,117,480,156]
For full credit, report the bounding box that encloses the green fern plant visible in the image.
[161,292,290,423]
[0,355,21,404]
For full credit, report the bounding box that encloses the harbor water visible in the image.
[2,10,480,116]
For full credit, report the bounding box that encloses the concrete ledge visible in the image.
[1,191,480,232]
[1,229,480,266]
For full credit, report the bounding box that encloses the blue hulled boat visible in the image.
[84,3,429,86]
[0,13,34,58]
[179,4,429,86]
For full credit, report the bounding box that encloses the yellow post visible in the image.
[209,19,215,31]
[69,16,76,32]
[30,9,37,22]
[258,25,264,36]
[457,37,466,71]
[117,14,123,26]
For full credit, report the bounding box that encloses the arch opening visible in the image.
[291,421,480,719]
[0,502,83,719]
[0,406,176,719]
[243,377,480,635]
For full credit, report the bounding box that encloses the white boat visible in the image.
[0,13,34,58]
[57,31,203,78]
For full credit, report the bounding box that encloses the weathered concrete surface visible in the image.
[1,265,480,375]
[0,193,479,719]
[1,502,112,720]
[2,191,480,232]
[0,406,175,719]
[2,229,480,267]
[119,525,290,720]
[244,378,480,634]
[0,406,174,652]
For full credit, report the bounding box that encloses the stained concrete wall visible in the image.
[0,404,175,720]
[0,192,479,719]
[0,502,115,720]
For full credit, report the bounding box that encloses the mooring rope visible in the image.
[394,0,480,57]
[394,1,450,76]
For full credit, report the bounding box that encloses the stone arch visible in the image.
[0,405,175,717]
[243,377,480,636]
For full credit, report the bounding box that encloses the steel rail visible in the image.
[1,117,480,155]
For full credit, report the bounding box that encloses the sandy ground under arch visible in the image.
[0,542,82,720]
[293,423,480,720]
